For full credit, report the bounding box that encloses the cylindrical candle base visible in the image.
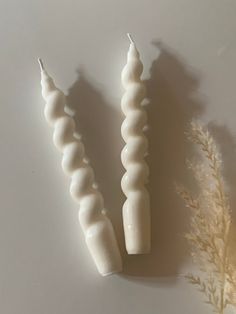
[85,217,123,276]
[122,191,150,254]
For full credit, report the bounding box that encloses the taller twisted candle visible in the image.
[38,59,122,276]
[121,35,150,254]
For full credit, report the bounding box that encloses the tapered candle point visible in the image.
[127,33,134,44]
[38,58,44,71]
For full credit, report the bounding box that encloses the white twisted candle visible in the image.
[121,35,150,254]
[38,59,122,276]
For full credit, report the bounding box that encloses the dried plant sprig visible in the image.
[177,121,236,314]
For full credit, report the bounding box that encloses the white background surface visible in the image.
[1,0,236,313]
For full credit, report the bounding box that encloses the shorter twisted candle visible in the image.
[38,59,122,275]
[121,35,150,254]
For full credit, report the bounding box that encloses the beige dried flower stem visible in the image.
[177,121,235,314]
[191,122,231,314]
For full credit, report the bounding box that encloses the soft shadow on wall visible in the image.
[66,41,205,282]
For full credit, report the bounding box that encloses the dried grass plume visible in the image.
[176,121,236,314]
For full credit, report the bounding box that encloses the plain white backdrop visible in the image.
[1,0,236,313]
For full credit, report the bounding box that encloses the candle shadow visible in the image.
[66,71,126,251]
[121,41,205,283]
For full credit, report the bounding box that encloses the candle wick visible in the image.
[38,58,44,71]
[127,33,134,44]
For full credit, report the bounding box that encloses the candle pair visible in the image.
[38,34,150,276]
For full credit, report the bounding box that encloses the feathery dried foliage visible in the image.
[176,121,236,314]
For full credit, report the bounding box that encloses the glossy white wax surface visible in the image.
[40,67,122,276]
[1,0,236,313]
[121,41,150,254]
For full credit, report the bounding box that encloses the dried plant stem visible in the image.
[177,122,235,314]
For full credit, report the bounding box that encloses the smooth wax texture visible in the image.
[40,66,122,276]
[121,41,151,254]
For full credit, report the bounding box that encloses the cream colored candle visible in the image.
[38,59,122,276]
[121,34,150,254]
